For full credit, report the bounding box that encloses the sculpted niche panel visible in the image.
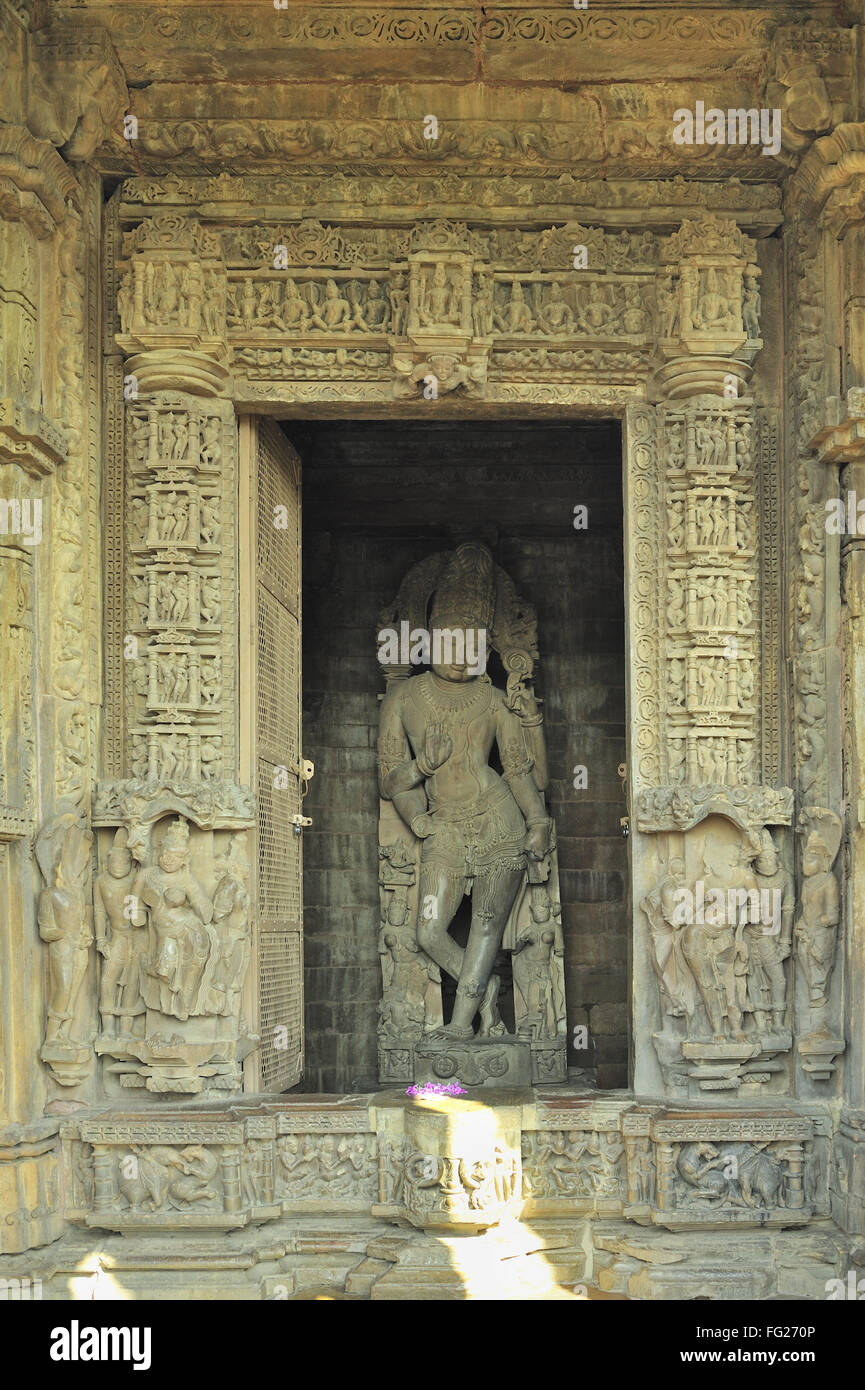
[92,813,256,1095]
[376,542,566,1088]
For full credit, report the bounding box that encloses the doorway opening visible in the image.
[283,418,627,1093]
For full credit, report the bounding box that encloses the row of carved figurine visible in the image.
[65,1127,810,1221]
[116,264,759,341]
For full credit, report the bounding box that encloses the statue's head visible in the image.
[798,808,841,878]
[802,832,832,877]
[158,817,189,873]
[755,829,778,876]
[106,827,132,878]
[325,278,338,299]
[429,543,494,683]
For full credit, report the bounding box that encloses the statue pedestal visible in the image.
[414,1036,531,1089]
[409,1035,568,1089]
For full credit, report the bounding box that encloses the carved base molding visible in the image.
[48,1090,834,1242]
[0,1090,850,1297]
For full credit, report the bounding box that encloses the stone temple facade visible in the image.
[0,0,864,1300]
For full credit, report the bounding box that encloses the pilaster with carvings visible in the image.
[95,213,255,1095]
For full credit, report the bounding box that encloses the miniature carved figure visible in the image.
[795,808,842,1009]
[35,810,94,1048]
[94,828,147,1036]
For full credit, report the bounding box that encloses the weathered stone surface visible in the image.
[0,0,862,1304]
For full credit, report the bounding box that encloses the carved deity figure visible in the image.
[280,279,312,332]
[742,270,761,339]
[642,856,695,1020]
[356,278,389,332]
[209,834,251,1019]
[420,262,460,327]
[494,280,536,335]
[693,266,739,332]
[795,809,842,1009]
[579,281,614,332]
[94,828,147,1036]
[377,543,551,1039]
[310,278,353,331]
[135,818,216,1020]
[740,830,793,1032]
[537,282,574,336]
[512,926,559,1038]
[681,835,753,1040]
[657,273,679,338]
[388,272,409,336]
[35,810,94,1047]
[622,283,649,335]
[472,272,494,337]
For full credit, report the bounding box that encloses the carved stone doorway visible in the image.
[286,417,628,1093]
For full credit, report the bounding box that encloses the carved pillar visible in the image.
[94,214,255,1096]
[0,87,94,1243]
[630,216,792,1100]
[808,174,865,1228]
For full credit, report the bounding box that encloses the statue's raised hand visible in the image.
[420,723,452,775]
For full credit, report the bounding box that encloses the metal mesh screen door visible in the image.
[240,417,304,1092]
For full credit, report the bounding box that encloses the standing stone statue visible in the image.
[94,827,147,1037]
[377,543,552,1040]
[135,817,216,1020]
[35,809,94,1049]
[795,808,842,1010]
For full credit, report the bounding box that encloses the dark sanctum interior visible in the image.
[286,418,629,1093]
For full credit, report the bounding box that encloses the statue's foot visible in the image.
[477,974,503,1038]
[425,1024,474,1043]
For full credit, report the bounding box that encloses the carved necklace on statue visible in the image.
[416,671,493,728]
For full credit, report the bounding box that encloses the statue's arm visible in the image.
[377,690,428,828]
[93,880,108,951]
[185,871,214,926]
[496,702,550,851]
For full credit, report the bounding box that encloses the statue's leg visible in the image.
[416,861,467,984]
[451,864,523,1033]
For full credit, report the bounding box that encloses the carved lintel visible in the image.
[636,785,794,835]
[92,778,255,832]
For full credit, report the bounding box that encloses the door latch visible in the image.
[290,813,313,836]
[620,815,630,839]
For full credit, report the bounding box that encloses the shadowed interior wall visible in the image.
[289,419,627,1093]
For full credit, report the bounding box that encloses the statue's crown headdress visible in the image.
[430,542,495,630]
[161,818,190,853]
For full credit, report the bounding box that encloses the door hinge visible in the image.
[290,758,314,797]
